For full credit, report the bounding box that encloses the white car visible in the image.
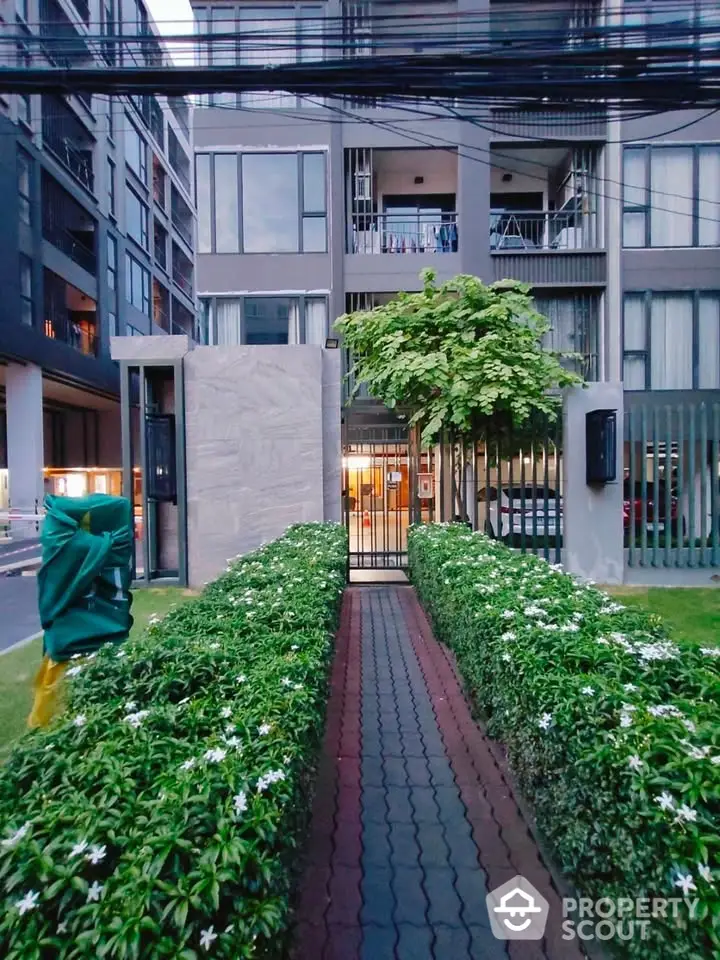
[481,486,563,541]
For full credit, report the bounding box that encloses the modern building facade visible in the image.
[0,0,198,531]
[189,0,720,577]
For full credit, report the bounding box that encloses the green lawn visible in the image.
[0,587,195,764]
[606,586,720,649]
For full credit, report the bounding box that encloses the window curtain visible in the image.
[650,149,693,246]
[305,298,327,344]
[287,299,300,344]
[698,148,720,246]
[650,294,693,388]
[215,298,242,346]
[698,295,720,389]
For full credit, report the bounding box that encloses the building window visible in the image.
[107,158,116,219]
[623,291,720,390]
[202,294,328,345]
[107,234,117,290]
[107,97,115,139]
[623,145,720,248]
[125,252,150,316]
[18,148,31,225]
[196,151,328,254]
[19,254,32,326]
[125,120,147,183]
[126,186,149,250]
[534,293,600,381]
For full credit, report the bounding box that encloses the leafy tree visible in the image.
[336,270,583,449]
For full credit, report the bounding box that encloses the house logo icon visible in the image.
[486,875,550,940]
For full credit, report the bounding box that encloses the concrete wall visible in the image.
[183,344,341,587]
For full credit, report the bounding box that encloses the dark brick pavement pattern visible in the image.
[292,587,584,960]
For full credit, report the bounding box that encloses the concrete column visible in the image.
[6,363,44,539]
[562,382,625,584]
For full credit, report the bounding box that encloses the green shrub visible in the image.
[408,523,720,959]
[0,523,347,960]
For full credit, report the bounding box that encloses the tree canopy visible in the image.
[335,270,583,447]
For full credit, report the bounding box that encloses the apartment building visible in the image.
[0,0,198,530]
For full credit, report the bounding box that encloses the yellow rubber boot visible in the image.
[27,656,69,729]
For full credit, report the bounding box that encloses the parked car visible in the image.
[622,480,682,534]
[479,486,562,540]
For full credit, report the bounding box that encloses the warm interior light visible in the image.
[343,455,372,469]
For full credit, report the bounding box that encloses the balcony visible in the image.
[342,0,457,60]
[168,128,191,195]
[171,242,193,298]
[170,184,193,249]
[167,96,190,140]
[490,144,606,286]
[351,212,458,254]
[153,278,170,332]
[41,94,94,193]
[43,268,98,357]
[154,219,168,272]
[153,155,166,210]
[171,295,196,340]
[41,170,97,274]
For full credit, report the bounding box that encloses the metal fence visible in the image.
[624,401,720,568]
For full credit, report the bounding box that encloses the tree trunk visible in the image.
[408,422,422,525]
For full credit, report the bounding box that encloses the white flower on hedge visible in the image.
[233,791,248,815]
[623,683,638,693]
[16,890,39,915]
[538,713,553,731]
[686,744,710,760]
[291,644,299,651]
[236,675,247,684]
[698,864,714,884]
[73,714,87,728]
[258,724,272,736]
[87,881,104,903]
[293,683,303,691]
[180,759,197,772]
[209,642,221,651]
[221,707,232,719]
[224,736,242,751]
[2,821,32,850]
[596,638,610,646]
[581,686,595,696]
[178,697,191,707]
[116,650,126,658]
[124,701,137,713]
[700,647,720,657]
[281,677,293,688]
[712,756,720,765]
[560,623,580,633]
[57,922,68,934]
[85,845,107,865]
[501,611,515,620]
[69,839,89,858]
[655,792,675,812]
[200,926,218,951]
[70,653,83,660]
[619,714,633,729]
[502,652,512,663]
[66,666,83,677]
[524,605,547,618]
[648,704,682,719]
[501,631,516,642]
[674,873,696,896]
[204,748,227,764]
[257,769,286,792]
[675,804,698,824]
[682,719,697,734]
[125,711,149,729]
[148,614,161,625]
[628,754,644,772]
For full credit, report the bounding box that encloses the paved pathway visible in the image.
[292,586,583,960]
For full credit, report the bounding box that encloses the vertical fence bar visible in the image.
[712,404,719,567]
[531,424,538,553]
[495,430,503,542]
[542,424,550,561]
[700,404,708,567]
[519,436,527,554]
[652,406,660,568]
[627,408,635,568]
[554,419,562,564]
[688,405,697,568]
[484,437,491,536]
[677,406,686,568]
[640,406,648,566]
[508,431,515,549]
[664,406,673,569]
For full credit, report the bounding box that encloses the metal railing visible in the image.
[43,132,94,193]
[490,210,600,251]
[349,213,458,255]
[171,211,193,248]
[625,401,720,569]
[44,223,96,274]
[44,316,98,357]
[172,269,193,297]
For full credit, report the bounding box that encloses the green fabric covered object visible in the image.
[38,494,134,661]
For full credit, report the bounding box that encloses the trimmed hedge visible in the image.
[409,523,720,959]
[0,522,347,960]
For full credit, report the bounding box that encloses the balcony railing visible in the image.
[44,315,98,356]
[349,213,459,255]
[171,212,193,248]
[490,210,600,252]
[45,224,96,274]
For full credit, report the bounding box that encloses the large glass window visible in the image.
[126,186,149,250]
[623,291,720,390]
[19,254,32,326]
[107,234,117,290]
[242,153,298,253]
[125,251,150,315]
[214,153,239,253]
[623,145,720,247]
[125,119,147,182]
[107,157,116,218]
[18,147,31,225]
[196,153,212,253]
[204,294,327,345]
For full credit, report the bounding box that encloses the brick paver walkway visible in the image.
[292,586,583,960]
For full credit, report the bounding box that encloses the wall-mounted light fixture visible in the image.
[325,337,340,349]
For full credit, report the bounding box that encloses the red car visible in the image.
[623,480,681,534]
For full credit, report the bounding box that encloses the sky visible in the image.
[146,0,195,64]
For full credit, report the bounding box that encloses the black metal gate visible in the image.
[343,423,434,569]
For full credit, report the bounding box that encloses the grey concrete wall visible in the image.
[562,382,625,584]
[183,344,341,587]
